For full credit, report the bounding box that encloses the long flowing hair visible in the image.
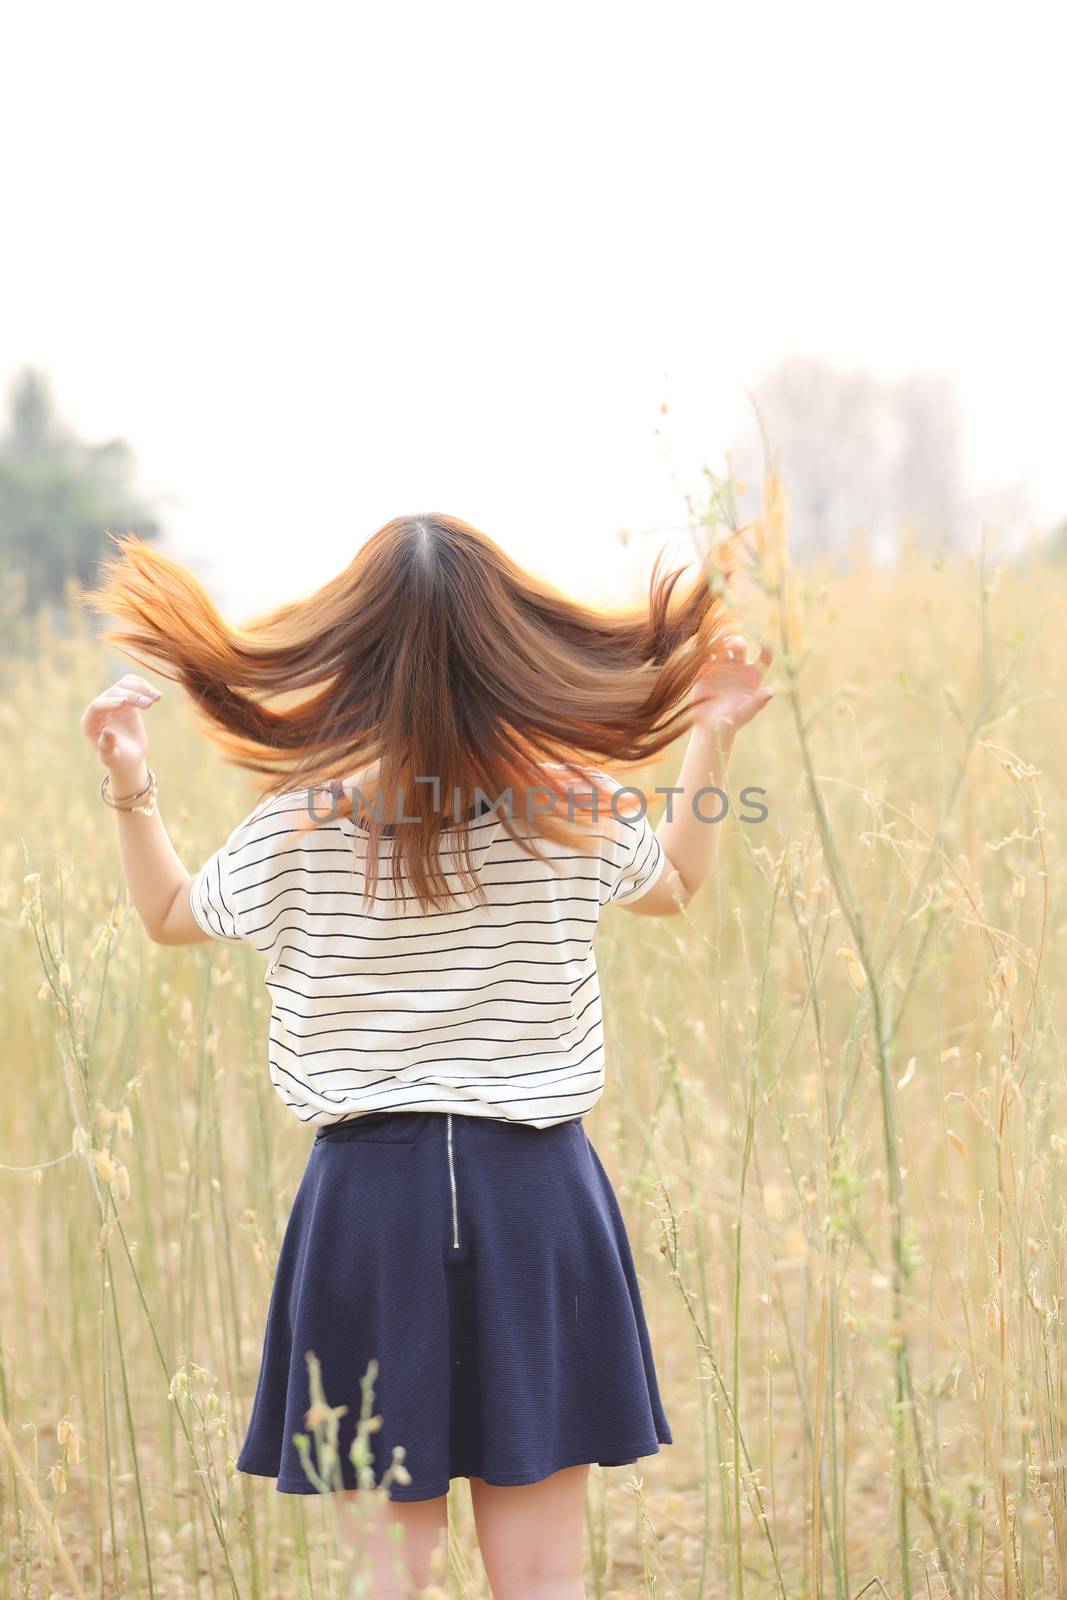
[82,512,737,910]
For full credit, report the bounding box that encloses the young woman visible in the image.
[81,513,772,1599]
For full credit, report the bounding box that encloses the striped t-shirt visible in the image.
[187,770,667,1129]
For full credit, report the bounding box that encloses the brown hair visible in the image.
[82,512,736,910]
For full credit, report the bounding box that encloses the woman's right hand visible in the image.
[690,634,774,746]
[80,674,162,773]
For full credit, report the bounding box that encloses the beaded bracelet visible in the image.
[100,766,159,817]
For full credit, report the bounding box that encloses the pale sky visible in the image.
[2,1,1063,617]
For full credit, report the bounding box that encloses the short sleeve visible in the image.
[189,790,313,947]
[188,839,245,942]
[597,779,667,907]
[187,791,291,946]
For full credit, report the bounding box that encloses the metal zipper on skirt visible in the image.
[446,1112,460,1248]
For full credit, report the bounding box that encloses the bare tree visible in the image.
[728,354,973,562]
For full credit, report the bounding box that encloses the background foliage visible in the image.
[0,368,159,629]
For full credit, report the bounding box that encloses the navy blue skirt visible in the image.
[236,1109,674,1500]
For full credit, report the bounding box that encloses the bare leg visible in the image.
[335,1487,449,1597]
[469,1464,589,1599]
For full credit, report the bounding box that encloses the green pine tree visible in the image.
[0,366,160,626]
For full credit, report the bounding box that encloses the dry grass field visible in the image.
[2,490,1064,1597]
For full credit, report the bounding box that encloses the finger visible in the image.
[100,691,155,708]
[116,674,161,696]
[110,684,157,702]
[756,642,773,668]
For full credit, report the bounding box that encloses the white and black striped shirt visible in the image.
[187,770,666,1129]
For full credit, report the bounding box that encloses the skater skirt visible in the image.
[236,1109,674,1500]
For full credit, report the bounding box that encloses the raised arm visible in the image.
[80,673,214,945]
[620,636,774,917]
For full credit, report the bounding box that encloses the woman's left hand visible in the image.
[690,635,774,745]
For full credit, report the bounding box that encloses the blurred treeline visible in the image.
[724,356,1058,564]
[0,368,159,650]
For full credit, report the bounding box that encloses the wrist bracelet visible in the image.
[111,772,152,803]
[101,768,152,803]
[101,767,159,817]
